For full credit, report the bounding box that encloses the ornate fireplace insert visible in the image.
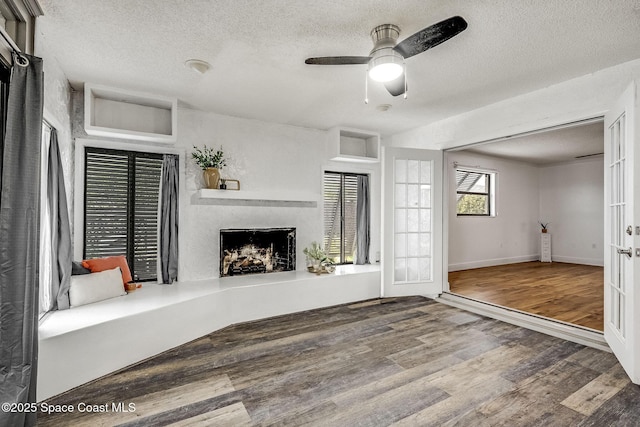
[220,228,296,277]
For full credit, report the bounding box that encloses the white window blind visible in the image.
[456,169,492,216]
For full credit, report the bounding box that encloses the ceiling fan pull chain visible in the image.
[364,70,369,104]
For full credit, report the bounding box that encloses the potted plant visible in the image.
[192,145,227,189]
[303,242,328,273]
[539,221,549,233]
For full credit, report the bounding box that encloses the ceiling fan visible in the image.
[305,16,467,97]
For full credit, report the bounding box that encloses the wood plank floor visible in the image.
[449,262,604,331]
[37,296,638,426]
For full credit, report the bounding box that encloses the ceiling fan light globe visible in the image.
[369,63,403,82]
[368,48,404,82]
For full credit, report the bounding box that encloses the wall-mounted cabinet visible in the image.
[328,127,380,163]
[84,83,177,143]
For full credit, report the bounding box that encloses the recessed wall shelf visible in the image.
[191,189,318,208]
[328,126,380,163]
[84,83,178,143]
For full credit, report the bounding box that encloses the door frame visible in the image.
[440,115,606,325]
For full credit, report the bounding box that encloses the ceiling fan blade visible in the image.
[384,74,406,97]
[393,16,467,59]
[305,56,371,65]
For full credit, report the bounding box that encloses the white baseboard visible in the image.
[550,255,604,267]
[448,254,604,271]
[448,255,539,272]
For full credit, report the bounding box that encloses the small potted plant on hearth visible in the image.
[192,145,227,189]
[302,242,328,274]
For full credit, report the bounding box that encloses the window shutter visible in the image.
[85,150,130,259]
[323,171,364,264]
[84,148,163,281]
[323,172,342,262]
[133,155,164,280]
[342,174,358,263]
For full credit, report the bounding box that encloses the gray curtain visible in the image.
[48,129,72,310]
[160,154,179,283]
[0,53,44,427]
[355,174,370,264]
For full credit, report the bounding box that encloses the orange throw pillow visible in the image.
[82,256,133,284]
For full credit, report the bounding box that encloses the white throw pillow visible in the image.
[69,266,127,307]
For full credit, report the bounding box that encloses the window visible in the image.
[323,171,366,264]
[456,168,495,216]
[39,122,53,316]
[84,147,164,281]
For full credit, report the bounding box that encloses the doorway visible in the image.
[445,119,605,331]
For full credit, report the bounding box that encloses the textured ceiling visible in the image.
[463,121,604,165]
[36,0,640,137]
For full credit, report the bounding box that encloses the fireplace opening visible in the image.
[220,228,296,277]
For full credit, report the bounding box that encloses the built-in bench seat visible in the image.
[37,265,381,401]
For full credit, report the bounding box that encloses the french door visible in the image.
[382,147,443,297]
[604,81,640,384]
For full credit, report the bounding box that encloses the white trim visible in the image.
[448,255,539,272]
[451,163,498,173]
[444,115,606,153]
[551,256,604,267]
[437,293,609,352]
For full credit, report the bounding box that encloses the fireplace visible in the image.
[220,228,296,277]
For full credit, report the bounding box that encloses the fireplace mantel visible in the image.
[191,189,318,208]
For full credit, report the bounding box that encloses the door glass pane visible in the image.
[395,233,406,258]
[408,160,420,183]
[395,209,407,232]
[407,209,419,232]
[419,233,431,256]
[419,257,431,281]
[395,184,406,208]
[394,258,406,282]
[420,161,431,184]
[395,159,407,183]
[420,209,431,232]
[408,185,419,208]
[407,233,419,257]
[420,185,431,208]
[407,258,419,282]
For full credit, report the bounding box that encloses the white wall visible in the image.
[539,157,604,266]
[71,97,382,281]
[447,151,605,271]
[447,151,540,271]
[178,107,381,280]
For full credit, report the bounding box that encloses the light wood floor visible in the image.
[38,297,638,426]
[449,262,604,331]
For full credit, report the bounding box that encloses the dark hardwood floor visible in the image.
[37,296,637,426]
[449,262,604,331]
